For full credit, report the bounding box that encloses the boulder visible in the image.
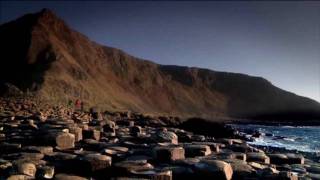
[194,160,233,180]
[153,146,185,162]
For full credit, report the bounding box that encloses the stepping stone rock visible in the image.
[0,142,21,154]
[55,132,75,150]
[54,173,88,180]
[7,175,34,180]
[131,169,172,180]
[184,144,211,157]
[68,126,82,142]
[22,146,53,155]
[225,159,256,179]
[15,161,37,177]
[153,146,185,162]
[286,154,304,165]
[82,129,100,141]
[114,160,154,175]
[247,152,270,164]
[83,154,112,172]
[269,153,288,165]
[36,166,55,179]
[154,130,178,145]
[194,160,233,180]
[307,165,320,174]
[279,171,299,180]
[130,126,142,136]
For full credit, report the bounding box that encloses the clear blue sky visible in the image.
[1,1,319,102]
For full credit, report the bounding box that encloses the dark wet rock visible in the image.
[130,126,142,137]
[153,146,185,162]
[7,174,34,180]
[82,129,100,141]
[179,118,235,138]
[286,153,304,165]
[248,161,269,170]
[36,165,55,179]
[279,171,299,180]
[126,155,153,162]
[153,129,178,145]
[113,160,154,177]
[227,143,254,153]
[184,144,211,157]
[45,152,77,161]
[0,159,12,177]
[233,152,247,161]
[163,166,194,179]
[194,159,233,180]
[14,152,44,161]
[269,153,288,165]
[257,167,279,179]
[307,173,320,180]
[102,120,116,131]
[225,159,256,179]
[191,142,220,153]
[130,169,172,180]
[82,153,112,172]
[306,165,320,174]
[13,161,37,177]
[269,153,305,165]
[117,120,134,127]
[191,135,206,142]
[54,173,88,180]
[173,157,200,166]
[247,152,270,164]
[0,142,21,154]
[216,138,234,145]
[22,146,53,155]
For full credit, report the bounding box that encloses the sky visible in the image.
[1,1,320,102]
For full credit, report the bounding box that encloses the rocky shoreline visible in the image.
[0,98,319,180]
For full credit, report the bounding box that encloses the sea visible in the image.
[231,124,320,153]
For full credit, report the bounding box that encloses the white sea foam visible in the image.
[232,124,320,153]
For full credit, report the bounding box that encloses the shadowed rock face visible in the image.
[0,9,319,121]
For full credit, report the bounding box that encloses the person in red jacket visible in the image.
[75,99,81,111]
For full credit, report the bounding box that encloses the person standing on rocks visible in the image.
[75,99,81,112]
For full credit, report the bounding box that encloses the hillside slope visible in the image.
[1,9,319,121]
